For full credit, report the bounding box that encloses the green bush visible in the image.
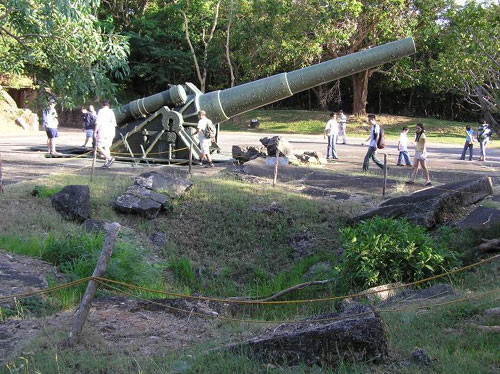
[339,217,460,289]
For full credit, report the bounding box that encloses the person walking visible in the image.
[324,112,339,160]
[362,114,384,171]
[94,100,117,168]
[397,126,412,167]
[406,123,431,186]
[42,99,59,156]
[194,110,215,167]
[459,125,475,161]
[337,109,348,144]
[81,106,97,148]
[477,120,492,161]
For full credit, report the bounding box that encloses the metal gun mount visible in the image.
[112,37,416,164]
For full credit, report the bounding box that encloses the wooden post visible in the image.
[188,142,193,175]
[90,146,97,182]
[0,153,3,194]
[69,222,120,344]
[273,148,279,187]
[382,153,387,196]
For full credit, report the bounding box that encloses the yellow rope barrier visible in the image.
[97,280,499,325]
[93,253,500,305]
[0,277,92,302]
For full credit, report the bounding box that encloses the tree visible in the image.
[431,1,500,135]
[0,0,129,106]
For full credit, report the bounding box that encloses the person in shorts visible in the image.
[81,106,97,148]
[42,99,59,156]
[406,123,431,186]
[194,110,214,167]
[95,100,117,168]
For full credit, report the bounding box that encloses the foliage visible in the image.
[31,185,62,198]
[431,1,500,133]
[0,0,130,106]
[339,217,460,289]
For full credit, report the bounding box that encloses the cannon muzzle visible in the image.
[114,84,187,124]
[199,37,416,123]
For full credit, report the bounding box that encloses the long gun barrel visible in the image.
[199,37,415,123]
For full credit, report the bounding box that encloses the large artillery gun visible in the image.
[111,37,416,163]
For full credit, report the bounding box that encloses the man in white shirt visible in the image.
[193,110,214,167]
[338,110,348,144]
[362,114,384,171]
[397,126,412,166]
[324,112,339,160]
[95,100,117,168]
[42,99,59,156]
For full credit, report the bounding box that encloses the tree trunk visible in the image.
[352,71,369,116]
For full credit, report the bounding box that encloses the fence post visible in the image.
[69,222,121,344]
[188,141,193,175]
[382,153,388,196]
[0,153,3,194]
[273,148,279,187]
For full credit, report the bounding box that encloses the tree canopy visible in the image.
[0,0,129,106]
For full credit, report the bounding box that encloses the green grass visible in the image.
[222,109,496,146]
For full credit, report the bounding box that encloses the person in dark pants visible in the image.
[459,126,475,161]
[362,114,384,171]
[81,106,97,148]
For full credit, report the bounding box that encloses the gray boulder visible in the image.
[134,171,192,198]
[260,136,295,158]
[114,185,169,219]
[232,145,267,163]
[354,177,494,228]
[231,303,388,367]
[51,185,90,222]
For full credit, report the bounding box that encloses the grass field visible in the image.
[0,169,499,373]
[223,109,496,146]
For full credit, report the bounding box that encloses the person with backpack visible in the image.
[406,123,431,186]
[81,106,97,148]
[362,114,385,171]
[194,110,215,168]
[477,120,492,161]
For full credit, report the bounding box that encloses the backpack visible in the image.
[377,127,385,149]
[204,119,216,138]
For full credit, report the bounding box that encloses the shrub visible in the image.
[339,217,460,290]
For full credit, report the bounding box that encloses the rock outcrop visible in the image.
[354,177,494,228]
[232,145,267,163]
[231,303,388,367]
[51,185,90,222]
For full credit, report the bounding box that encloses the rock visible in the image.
[150,231,168,247]
[353,177,494,228]
[232,145,267,163]
[250,201,286,215]
[51,185,90,222]
[484,307,500,318]
[360,283,403,302]
[0,86,17,108]
[383,283,457,305]
[134,171,193,198]
[289,233,316,261]
[260,136,295,158]
[411,348,432,367]
[231,304,388,367]
[82,219,113,234]
[457,206,500,229]
[15,109,38,131]
[114,193,166,219]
